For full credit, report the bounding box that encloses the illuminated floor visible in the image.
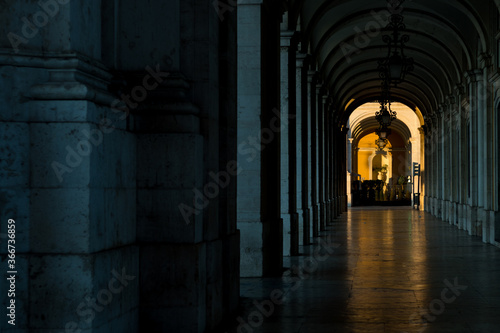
[226,207,500,333]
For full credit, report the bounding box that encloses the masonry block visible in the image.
[139,243,207,332]
[0,122,29,187]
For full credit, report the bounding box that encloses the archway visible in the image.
[347,102,424,207]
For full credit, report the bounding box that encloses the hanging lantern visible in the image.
[375,102,397,128]
[378,0,414,87]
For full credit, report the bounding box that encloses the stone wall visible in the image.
[0,0,239,332]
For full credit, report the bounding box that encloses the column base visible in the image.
[441,200,448,221]
[312,204,319,238]
[290,212,299,256]
[466,205,477,236]
[319,202,326,231]
[494,211,500,244]
[450,202,458,225]
[480,208,490,243]
[303,208,311,245]
[458,204,466,230]
[282,213,292,256]
[325,200,332,225]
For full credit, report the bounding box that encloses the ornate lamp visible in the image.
[378,0,414,87]
[375,137,388,150]
[375,101,397,128]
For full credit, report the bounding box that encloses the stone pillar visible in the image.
[0,1,141,332]
[237,0,282,277]
[330,115,337,219]
[430,121,436,214]
[295,52,306,247]
[318,93,326,231]
[442,105,450,222]
[461,98,470,231]
[432,116,439,217]
[325,107,332,225]
[286,36,299,256]
[347,137,353,207]
[479,54,493,243]
[423,124,431,212]
[302,68,314,244]
[466,70,482,235]
[137,0,240,329]
[310,74,320,238]
[476,69,486,236]
[456,84,468,230]
[442,108,448,220]
[450,108,459,225]
[434,112,442,218]
[424,120,431,213]
[280,30,294,256]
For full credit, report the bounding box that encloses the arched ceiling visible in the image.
[287,0,495,125]
[348,102,421,145]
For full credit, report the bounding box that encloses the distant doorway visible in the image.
[347,103,423,207]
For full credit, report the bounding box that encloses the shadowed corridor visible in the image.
[228,207,500,333]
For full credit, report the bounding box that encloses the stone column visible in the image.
[455,84,467,229]
[479,54,493,243]
[440,106,449,221]
[428,122,434,214]
[434,112,442,218]
[465,70,482,235]
[0,1,141,331]
[347,137,353,207]
[450,108,460,225]
[331,115,337,219]
[424,120,432,213]
[426,120,432,213]
[295,52,306,247]
[286,36,299,256]
[280,30,294,256]
[432,115,439,217]
[318,93,326,231]
[302,68,314,244]
[459,96,470,231]
[325,107,332,225]
[237,0,282,277]
[444,104,452,222]
[310,74,320,238]
[476,69,486,236]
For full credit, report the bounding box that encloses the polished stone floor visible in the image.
[226,207,500,333]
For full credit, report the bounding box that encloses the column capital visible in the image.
[464,69,483,83]
[438,104,448,116]
[280,30,295,50]
[478,53,492,70]
[307,70,317,83]
[316,83,324,95]
[454,84,465,96]
[446,94,456,105]
[296,52,307,68]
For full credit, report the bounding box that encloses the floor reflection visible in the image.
[228,207,500,333]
